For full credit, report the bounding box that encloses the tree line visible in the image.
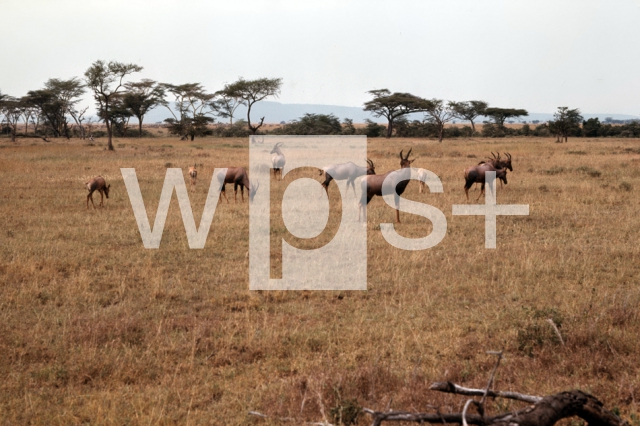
[0,60,282,150]
[1,61,638,146]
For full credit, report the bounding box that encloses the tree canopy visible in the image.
[484,107,528,127]
[450,100,487,133]
[363,89,430,138]
[84,60,143,150]
[160,83,215,140]
[123,79,165,137]
[222,77,282,134]
[550,106,583,142]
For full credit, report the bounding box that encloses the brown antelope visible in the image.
[188,164,197,191]
[468,152,512,190]
[319,159,376,196]
[270,142,285,180]
[463,162,508,201]
[358,149,415,223]
[85,176,110,209]
[218,167,259,203]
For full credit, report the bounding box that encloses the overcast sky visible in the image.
[1,0,639,115]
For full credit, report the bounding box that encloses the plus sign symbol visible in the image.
[452,171,529,249]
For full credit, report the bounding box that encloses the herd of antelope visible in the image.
[84,143,516,223]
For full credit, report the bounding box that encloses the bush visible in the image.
[394,118,437,138]
[273,113,342,135]
[356,119,386,138]
[212,120,252,137]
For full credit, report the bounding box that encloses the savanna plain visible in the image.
[1,135,640,425]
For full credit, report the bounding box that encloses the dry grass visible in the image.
[1,135,640,425]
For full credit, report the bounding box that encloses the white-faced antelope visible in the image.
[217,167,259,203]
[85,176,111,209]
[188,164,197,191]
[270,142,286,180]
[319,159,376,196]
[463,162,508,201]
[358,148,415,223]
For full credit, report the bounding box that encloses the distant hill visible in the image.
[137,101,639,125]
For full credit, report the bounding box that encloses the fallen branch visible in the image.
[364,389,628,425]
[429,382,542,404]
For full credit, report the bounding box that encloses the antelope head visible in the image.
[399,148,415,168]
[366,158,376,175]
[503,152,513,171]
[270,142,283,154]
[104,184,111,198]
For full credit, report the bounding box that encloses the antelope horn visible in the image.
[491,152,497,159]
[406,147,412,159]
[399,150,404,160]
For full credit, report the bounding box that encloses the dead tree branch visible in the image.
[364,389,628,425]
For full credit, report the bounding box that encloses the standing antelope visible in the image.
[319,159,376,196]
[217,167,260,203]
[416,168,430,194]
[358,149,415,223]
[85,176,110,209]
[270,142,286,180]
[188,164,197,191]
[467,152,512,191]
[463,162,508,201]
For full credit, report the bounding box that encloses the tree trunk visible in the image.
[190,133,195,141]
[106,119,114,151]
[438,124,444,143]
[387,120,393,138]
[247,104,254,134]
[139,119,143,138]
[470,120,476,134]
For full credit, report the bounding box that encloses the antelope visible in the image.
[472,152,512,189]
[319,159,376,196]
[270,142,286,180]
[463,162,508,201]
[188,164,197,191]
[217,167,259,203]
[358,149,415,223]
[85,176,110,209]
[416,168,429,194]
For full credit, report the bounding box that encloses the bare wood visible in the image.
[480,351,503,408]
[365,390,628,425]
[546,318,565,346]
[429,381,542,404]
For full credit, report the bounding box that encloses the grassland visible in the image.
[1,135,640,425]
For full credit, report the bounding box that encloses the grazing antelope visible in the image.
[270,142,286,180]
[470,152,512,189]
[217,167,260,203]
[319,159,376,196]
[85,176,110,209]
[188,164,197,191]
[463,162,508,201]
[358,149,415,223]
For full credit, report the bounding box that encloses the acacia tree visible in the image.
[123,79,165,137]
[84,60,143,150]
[450,100,488,134]
[26,78,86,139]
[161,83,215,140]
[211,89,243,125]
[550,106,583,142]
[423,99,457,143]
[0,96,23,142]
[364,89,429,138]
[223,77,282,134]
[485,107,528,128]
